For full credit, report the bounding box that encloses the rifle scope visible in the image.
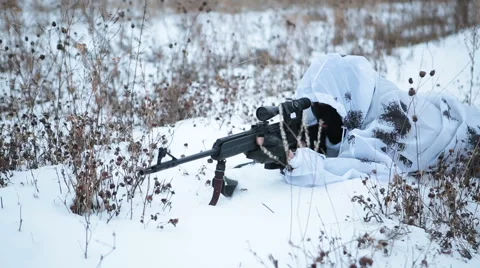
[256,97,311,122]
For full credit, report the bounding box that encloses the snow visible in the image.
[2,117,480,268]
[383,30,480,107]
[1,3,480,268]
[0,139,472,268]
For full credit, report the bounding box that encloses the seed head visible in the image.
[408,78,413,84]
[430,70,435,76]
[359,256,373,266]
[168,218,179,226]
[419,71,426,78]
[408,88,416,96]
[412,115,418,122]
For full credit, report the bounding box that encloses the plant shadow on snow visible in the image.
[0,0,479,267]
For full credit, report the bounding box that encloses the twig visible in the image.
[127,186,134,221]
[57,196,71,213]
[18,205,23,232]
[61,168,72,193]
[1,196,3,209]
[30,169,39,193]
[129,0,148,124]
[83,209,94,259]
[141,175,152,225]
[262,203,274,213]
[96,232,116,268]
[464,24,479,105]
[55,167,63,194]
[83,215,92,259]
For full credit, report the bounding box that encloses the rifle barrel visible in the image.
[138,148,218,175]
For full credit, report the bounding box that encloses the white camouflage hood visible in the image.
[284,53,480,187]
[295,53,378,129]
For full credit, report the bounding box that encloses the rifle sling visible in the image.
[209,160,226,206]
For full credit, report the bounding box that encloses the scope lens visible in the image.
[256,106,279,121]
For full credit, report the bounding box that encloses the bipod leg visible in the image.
[208,159,238,206]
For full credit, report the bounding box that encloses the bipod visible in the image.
[209,159,238,206]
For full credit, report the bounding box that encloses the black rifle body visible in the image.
[138,121,298,176]
[138,97,311,176]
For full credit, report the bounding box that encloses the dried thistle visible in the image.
[259,145,283,166]
[358,256,373,266]
[168,218,179,227]
[408,88,416,96]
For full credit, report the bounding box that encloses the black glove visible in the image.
[245,134,287,165]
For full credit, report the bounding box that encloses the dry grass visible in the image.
[0,1,479,265]
[353,143,480,259]
[0,0,479,252]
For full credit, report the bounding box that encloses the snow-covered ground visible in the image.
[1,3,480,268]
[2,114,480,268]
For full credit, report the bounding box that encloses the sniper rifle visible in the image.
[137,97,312,206]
